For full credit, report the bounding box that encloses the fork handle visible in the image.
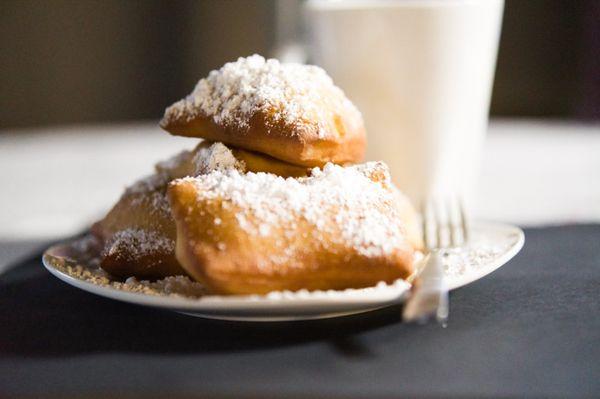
[403,251,449,324]
[426,251,449,323]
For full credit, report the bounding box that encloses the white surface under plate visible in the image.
[42,221,524,321]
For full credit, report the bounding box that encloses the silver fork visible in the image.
[402,197,469,325]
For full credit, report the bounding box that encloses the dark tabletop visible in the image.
[1,225,599,399]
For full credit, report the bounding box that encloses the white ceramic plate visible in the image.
[43,221,524,321]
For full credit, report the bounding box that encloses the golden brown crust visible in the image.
[231,146,309,178]
[162,107,366,168]
[160,55,366,167]
[168,164,420,295]
[92,178,183,279]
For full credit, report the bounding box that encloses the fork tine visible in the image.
[447,197,459,247]
[459,198,469,244]
[433,198,444,249]
[421,200,429,251]
[421,199,434,251]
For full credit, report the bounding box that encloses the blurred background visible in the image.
[1,0,599,256]
[1,0,599,129]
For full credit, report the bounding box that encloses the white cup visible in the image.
[305,0,504,206]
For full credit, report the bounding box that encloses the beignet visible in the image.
[168,162,421,295]
[94,141,308,279]
[160,55,366,167]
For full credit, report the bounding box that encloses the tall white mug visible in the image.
[305,0,504,207]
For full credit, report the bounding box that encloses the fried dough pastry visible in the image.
[231,148,308,178]
[168,162,422,295]
[92,172,180,278]
[160,55,366,167]
[94,141,308,279]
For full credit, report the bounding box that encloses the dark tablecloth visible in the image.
[1,225,599,399]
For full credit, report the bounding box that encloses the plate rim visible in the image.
[42,220,524,316]
[445,221,524,290]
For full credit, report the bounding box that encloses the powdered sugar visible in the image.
[122,142,246,220]
[175,161,410,258]
[103,228,175,261]
[161,54,362,137]
[127,143,244,198]
[191,142,245,174]
[440,233,517,278]
[54,263,206,298]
